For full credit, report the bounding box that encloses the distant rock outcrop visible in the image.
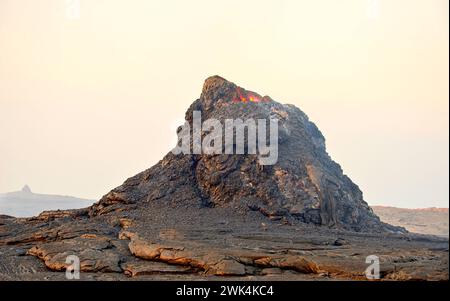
[21,185,32,194]
[373,206,449,237]
[0,186,94,217]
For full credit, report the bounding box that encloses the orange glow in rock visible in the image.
[233,87,267,103]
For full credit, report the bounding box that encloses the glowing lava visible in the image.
[233,87,268,103]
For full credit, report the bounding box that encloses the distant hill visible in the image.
[0,185,94,217]
[372,206,449,237]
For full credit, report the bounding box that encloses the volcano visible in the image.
[0,76,447,281]
[90,75,399,233]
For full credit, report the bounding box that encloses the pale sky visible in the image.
[0,0,448,208]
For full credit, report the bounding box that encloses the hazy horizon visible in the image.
[0,184,447,210]
[0,0,448,208]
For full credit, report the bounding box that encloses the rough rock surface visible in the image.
[91,75,401,233]
[0,76,447,281]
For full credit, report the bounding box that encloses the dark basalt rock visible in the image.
[90,75,404,233]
